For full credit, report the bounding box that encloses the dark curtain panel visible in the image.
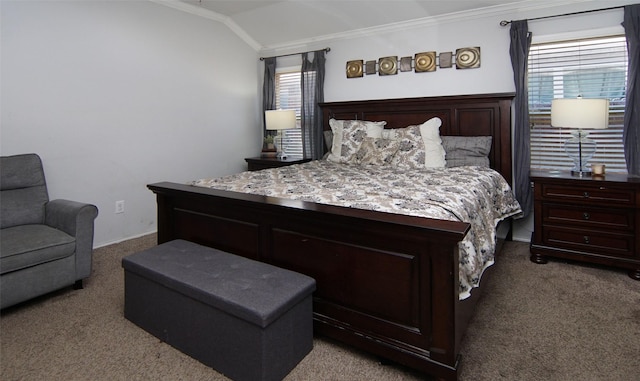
[622,4,640,176]
[262,57,276,135]
[301,50,326,159]
[510,20,533,217]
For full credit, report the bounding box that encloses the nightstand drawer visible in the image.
[543,204,634,231]
[542,227,635,258]
[541,184,635,205]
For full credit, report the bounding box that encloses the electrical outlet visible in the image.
[115,200,125,214]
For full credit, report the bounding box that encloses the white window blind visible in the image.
[528,35,628,173]
[275,70,303,157]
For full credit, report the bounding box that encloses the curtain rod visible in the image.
[259,47,330,61]
[499,5,624,26]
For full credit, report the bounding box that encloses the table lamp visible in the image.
[265,109,296,159]
[551,97,609,177]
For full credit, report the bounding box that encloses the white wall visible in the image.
[320,1,633,101]
[1,1,261,247]
[294,0,633,241]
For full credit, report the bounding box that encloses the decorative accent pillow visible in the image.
[387,117,445,169]
[355,137,400,165]
[340,122,369,163]
[327,119,386,163]
[388,125,424,169]
[441,136,492,167]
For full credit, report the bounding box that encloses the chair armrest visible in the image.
[45,199,99,279]
[45,199,98,237]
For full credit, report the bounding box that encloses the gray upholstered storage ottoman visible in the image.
[122,239,316,381]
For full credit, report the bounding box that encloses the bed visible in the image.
[148,93,519,381]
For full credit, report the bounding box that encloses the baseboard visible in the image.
[94,230,157,249]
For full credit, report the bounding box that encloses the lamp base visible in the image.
[571,169,592,177]
[276,133,288,160]
[277,151,289,160]
[565,130,597,178]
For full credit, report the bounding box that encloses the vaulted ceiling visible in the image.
[164,0,590,50]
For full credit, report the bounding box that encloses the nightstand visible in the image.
[245,156,311,171]
[530,170,640,280]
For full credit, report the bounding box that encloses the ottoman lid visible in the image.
[122,240,316,328]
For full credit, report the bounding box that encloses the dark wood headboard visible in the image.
[319,93,515,185]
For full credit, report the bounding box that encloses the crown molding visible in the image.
[259,0,590,52]
[149,0,262,51]
[151,0,602,54]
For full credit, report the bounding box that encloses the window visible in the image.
[528,35,628,173]
[275,70,303,156]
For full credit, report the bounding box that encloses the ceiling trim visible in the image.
[151,0,596,54]
[258,0,585,53]
[149,0,262,51]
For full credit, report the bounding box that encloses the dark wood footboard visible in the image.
[148,181,471,380]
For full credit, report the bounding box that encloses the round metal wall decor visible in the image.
[344,45,481,79]
[378,56,397,75]
[346,60,363,78]
[414,52,436,72]
[455,47,480,69]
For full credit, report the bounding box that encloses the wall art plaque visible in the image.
[365,60,377,75]
[456,47,481,69]
[378,56,398,76]
[439,52,453,68]
[399,56,413,72]
[346,60,364,78]
[345,45,481,79]
[414,51,436,72]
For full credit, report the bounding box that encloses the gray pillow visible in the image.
[441,136,492,167]
[323,130,333,152]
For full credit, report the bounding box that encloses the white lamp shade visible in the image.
[265,109,296,131]
[551,98,609,129]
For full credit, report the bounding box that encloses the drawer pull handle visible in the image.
[583,212,590,220]
[583,236,590,244]
[583,192,590,198]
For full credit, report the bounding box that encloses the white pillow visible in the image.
[419,117,446,168]
[327,119,386,163]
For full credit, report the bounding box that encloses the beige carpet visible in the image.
[1,234,638,381]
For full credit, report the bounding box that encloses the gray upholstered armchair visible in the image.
[1,153,99,309]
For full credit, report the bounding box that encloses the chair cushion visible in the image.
[1,188,49,229]
[0,225,75,275]
[1,154,49,229]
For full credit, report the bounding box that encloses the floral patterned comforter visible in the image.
[191,160,522,299]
